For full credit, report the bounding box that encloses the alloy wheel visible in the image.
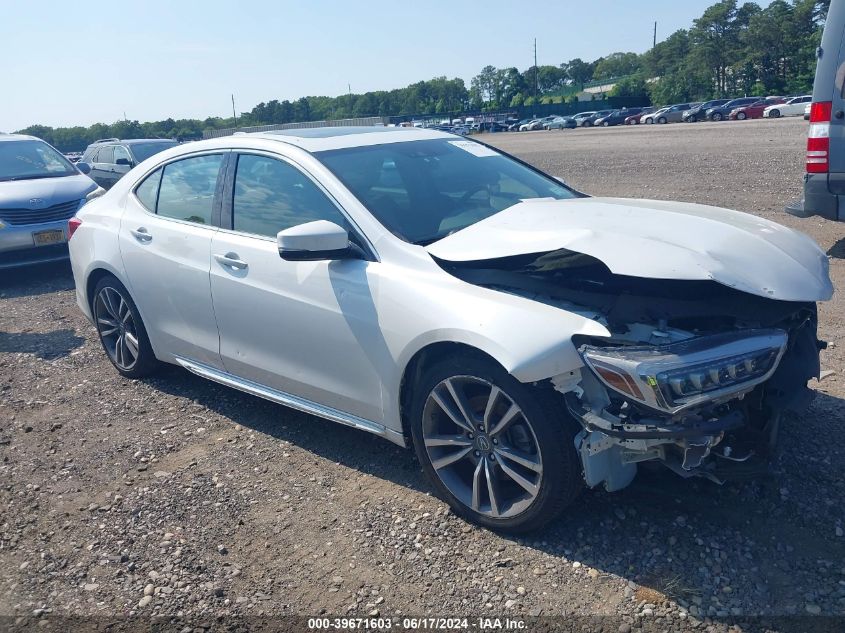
[94,286,139,371]
[421,375,543,519]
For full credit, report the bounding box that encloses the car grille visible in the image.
[0,200,80,226]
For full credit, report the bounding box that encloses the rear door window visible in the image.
[96,146,114,164]
[156,154,224,225]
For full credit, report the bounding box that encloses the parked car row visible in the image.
[509,94,813,134]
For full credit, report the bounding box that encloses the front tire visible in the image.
[92,275,159,378]
[769,109,781,118]
[409,354,583,533]
[712,112,723,121]
[736,111,747,120]
[657,116,667,124]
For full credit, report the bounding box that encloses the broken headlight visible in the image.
[581,329,788,414]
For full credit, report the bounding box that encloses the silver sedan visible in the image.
[68,127,832,532]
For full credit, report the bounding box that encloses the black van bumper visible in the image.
[786,173,841,220]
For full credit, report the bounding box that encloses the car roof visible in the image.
[0,133,41,143]
[122,138,177,144]
[88,138,176,146]
[238,126,454,152]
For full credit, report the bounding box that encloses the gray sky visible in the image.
[1,0,767,131]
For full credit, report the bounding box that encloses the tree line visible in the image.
[16,0,829,152]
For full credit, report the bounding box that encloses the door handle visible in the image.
[130,227,152,242]
[214,252,248,270]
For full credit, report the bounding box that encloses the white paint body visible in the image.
[68,128,832,447]
[763,96,812,117]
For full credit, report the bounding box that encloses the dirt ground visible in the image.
[1,117,843,632]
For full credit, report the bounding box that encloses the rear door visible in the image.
[824,4,845,181]
[119,152,227,368]
[90,145,114,188]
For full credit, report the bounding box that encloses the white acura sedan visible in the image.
[68,127,832,532]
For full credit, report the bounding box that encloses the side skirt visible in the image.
[174,356,406,447]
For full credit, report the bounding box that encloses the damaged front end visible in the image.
[441,248,825,491]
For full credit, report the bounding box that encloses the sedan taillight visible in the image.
[807,101,832,174]
[68,216,82,240]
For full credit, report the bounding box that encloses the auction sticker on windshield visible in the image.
[448,140,499,157]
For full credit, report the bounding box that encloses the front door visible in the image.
[209,152,386,423]
[119,153,226,368]
[112,145,134,185]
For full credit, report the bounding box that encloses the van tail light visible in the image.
[68,217,82,240]
[807,101,831,174]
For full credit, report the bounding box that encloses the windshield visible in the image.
[0,140,77,181]
[315,138,576,245]
[130,141,178,163]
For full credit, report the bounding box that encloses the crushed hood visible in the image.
[426,197,833,302]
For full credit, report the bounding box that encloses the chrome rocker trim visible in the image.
[174,356,406,446]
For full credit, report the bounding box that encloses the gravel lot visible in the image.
[1,117,844,631]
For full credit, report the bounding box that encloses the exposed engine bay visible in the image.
[440,248,824,491]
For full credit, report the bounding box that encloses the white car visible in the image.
[640,107,668,124]
[763,95,812,117]
[68,127,832,532]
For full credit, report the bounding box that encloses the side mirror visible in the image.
[77,162,92,175]
[277,220,364,261]
[115,158,133,167]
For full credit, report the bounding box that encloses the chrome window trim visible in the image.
[129,150,230,230]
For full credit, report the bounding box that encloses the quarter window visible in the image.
[135,168,162,212]
[156,155,223,225]
[232,154,349,238]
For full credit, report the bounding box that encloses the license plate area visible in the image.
[33,229,65,246]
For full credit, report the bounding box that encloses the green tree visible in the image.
[593,52,642,79]
[565,58,592,88]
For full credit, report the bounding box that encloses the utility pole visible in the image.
[653,21,657,48]
[533,38,538,102]
[231,94,237,123]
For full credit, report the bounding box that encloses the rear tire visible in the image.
[92,275,159,378]
[409,354,583,533]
